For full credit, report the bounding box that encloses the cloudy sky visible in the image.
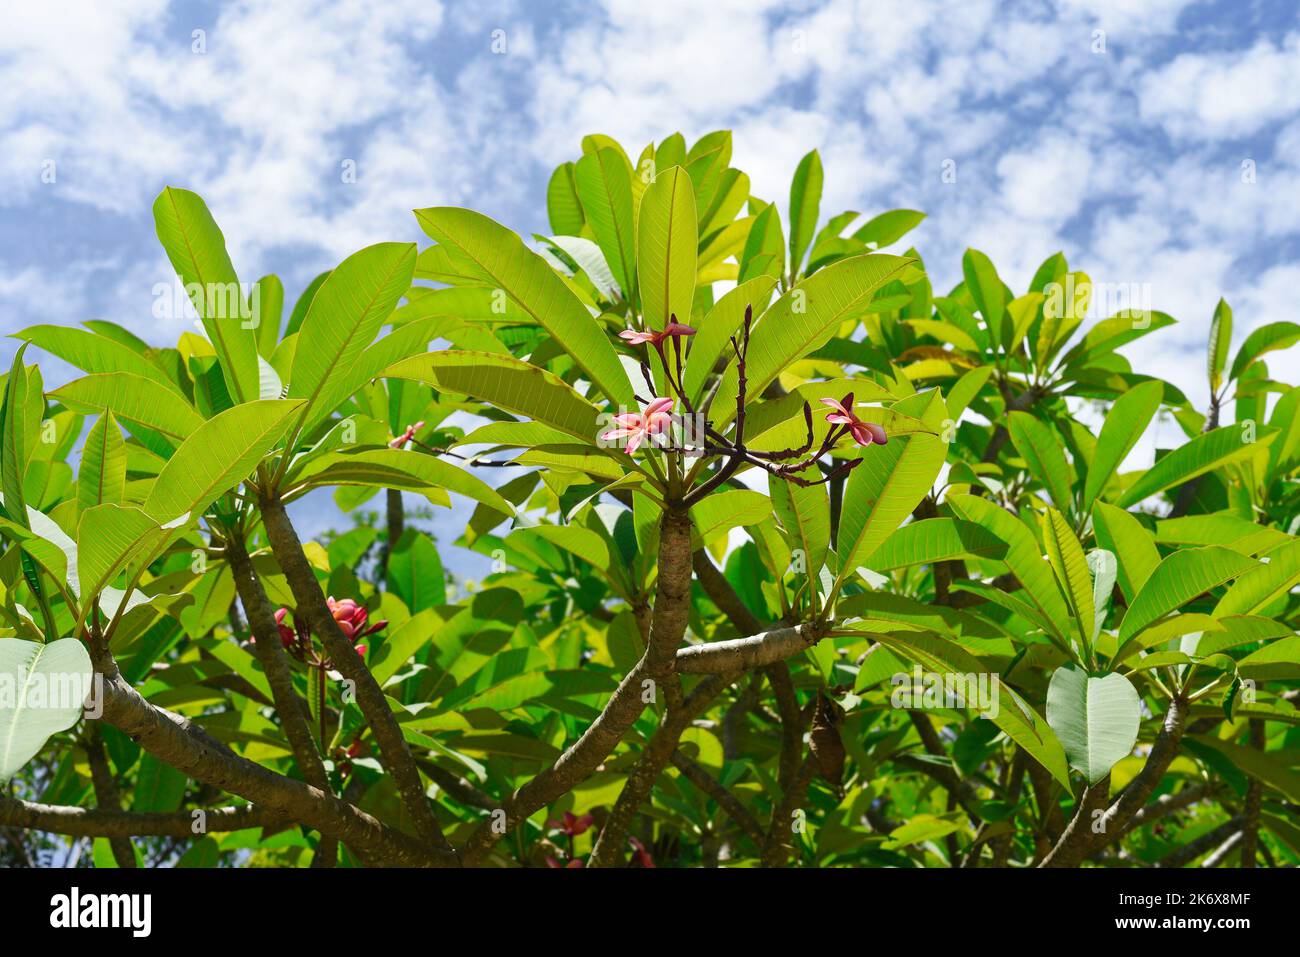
[3,0,1298,576]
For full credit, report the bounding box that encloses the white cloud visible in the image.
[1139,33,1300,140]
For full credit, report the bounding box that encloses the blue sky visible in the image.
[3,0,1299,580]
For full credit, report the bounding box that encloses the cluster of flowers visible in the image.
[273,597,386,661]
[604,319,887,456]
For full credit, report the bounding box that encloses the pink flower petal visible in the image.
[644,396,674,417]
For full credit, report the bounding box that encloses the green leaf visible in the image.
[1091,502,1160,604]
[546,162,585,236]
[52,374,205,444]
[770,468,830,579]
[387,530,445,612]
[77,411,126,512]
[1042,508,1094,653]
[1118,546,1259,643]
[0,638,93,782]
[143,399,305,522]
[867,518,1007,571]
[852,209,926,249]
[788,149,823,275]
[575,147,636,299]
[874,630,1070,788]
[1189,734,1300,803]
[253,274,284,358]
[1116,424,1274,509]
[714,254,913,430]
[1208,297,1232,392]
[1214,539,1300,616]
[691,489,771,543]
[384,351,604,443]
[638,165,698,329]
[961,249,1006,350]
[413,207,634,406]
[1007,412,1074,512]
[1229,321,1300,382]
[288,242,417,430]
[12,325,186,397]
[0,346,31,529]
[946,494,1073,636]
[152,187,260,405]
[1046,666,1141,784]
[293,448,514,515]
[683,276,777,405]
[1083,380,1163,508]
[836,429,946,589]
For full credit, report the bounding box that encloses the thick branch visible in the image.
[459,505,696,865]
[0,797,284,839]
[93,658,454,866]
[84,721,136,867]
[227,533,337,867]
[676,621,828,674]
[258,491,450,855]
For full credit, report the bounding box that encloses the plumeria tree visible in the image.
[1,130,1298,869]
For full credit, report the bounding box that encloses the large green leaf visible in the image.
[961,248,1006,350]
[52,374,204,444]
[1007,412,1074,512]
[143,399,305,522]
[1214,539,1300,616]
[384,351,603,443]
[412,207,634,406]
[1229,321,1300,382]
[683,276,777,405]
[873,630,1070,788]
[1116,424,1275,508]
[787,149,823,276]
[152,187,260,405]
[387,530,445,612]
[77,411,126,512]
[638,165,698,329]
[1083,380,1163,508]
[292,447,513,515]
[714,254,913,430]
[770,468,830,579]
[1046,666,1141,784]
[1119,546,1259,643]
[288,242,416,430]
[574,147,636,299]
[12,325,186,397]
[1042,508,1094,652]
[867,517,1007,570]
[0,638,93,782]
[1091,502,1160,604]
[836,429,946,590]
[946,494,1072,634]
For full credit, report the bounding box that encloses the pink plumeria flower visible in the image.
[617,320,696,347]
[600,397,674,454]
[821,393,888,448]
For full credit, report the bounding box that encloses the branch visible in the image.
[459,505,697,865]
[84,721,136,867]
[1155,816,1244,868]
[227,533,338,867]
[0,796,284,839]
[670,750,765,846]
[258,491,450,856]
[676,621,829,674]
[92,658,455,866]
